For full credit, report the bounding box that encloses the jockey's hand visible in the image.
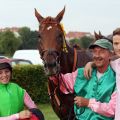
[19,110,31,119]
[74,96,89,107]
[84,62,93,79]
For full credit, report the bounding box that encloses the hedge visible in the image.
[11,65,49,103]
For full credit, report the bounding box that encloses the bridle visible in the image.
[41,49,61,72]
[38,20,68,75]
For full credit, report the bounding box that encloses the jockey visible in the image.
[0,59,44,120]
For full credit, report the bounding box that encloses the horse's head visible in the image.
[94,31,104,40]
[35,7,66,75]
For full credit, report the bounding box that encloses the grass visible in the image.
[38,103,59,120]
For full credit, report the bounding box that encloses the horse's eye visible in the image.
[38,34,42,39]
[57,34,63,44]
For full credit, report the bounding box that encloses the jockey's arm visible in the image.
[60,69,78,94]
[49,69,78,94]
[75,91,116,117]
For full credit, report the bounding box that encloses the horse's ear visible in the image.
[94,31,100,40]
[35,8,44,23]
[55,7,65,23]
[99,31,102,36]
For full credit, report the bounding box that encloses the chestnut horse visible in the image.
[35,7,92,120]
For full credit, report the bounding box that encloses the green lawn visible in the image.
[38,103,59,120]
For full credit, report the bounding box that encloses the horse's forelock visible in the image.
[39,17,57,31]
[41,17,57,24]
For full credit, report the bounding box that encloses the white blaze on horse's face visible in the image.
[47,26,52,31]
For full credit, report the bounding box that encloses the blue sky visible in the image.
[0,0,120,35]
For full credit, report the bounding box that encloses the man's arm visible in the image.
[74,91,116,117]
[49,69,78,94]
[84,61,95,79]
[24,91,37,109]
[84,59,119,79]
[60,69,78,94]
[0,114,19,120]
[0,110,31,120]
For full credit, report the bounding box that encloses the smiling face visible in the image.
[0,68,11,84]
[92,46,111,69]
[113,35,120,57]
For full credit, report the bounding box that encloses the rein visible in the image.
[47,47,77,119]
[48,74,74,120]
[73,48,77,71]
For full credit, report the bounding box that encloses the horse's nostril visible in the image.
[53,62,57,66]
[44,62,57,68]
[44,62,47,68]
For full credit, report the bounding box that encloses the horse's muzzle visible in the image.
[44,61,60,76]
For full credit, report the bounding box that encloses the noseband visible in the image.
[41,49,61,69]
[38,20,68,74]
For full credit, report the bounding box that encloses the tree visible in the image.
[0,30,22,56]
[18,27,38,49]
[79,36,94,49]
[28,30,39,49]
[69,36,94,50]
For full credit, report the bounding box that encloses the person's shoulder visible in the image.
[9,82,19,86]
[9,82,22,89]
[9,82,25,94]
[111,55,120,66]
[110,55,120,61]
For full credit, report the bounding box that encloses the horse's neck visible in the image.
[60,44,74,74]
[59,43,93,74]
